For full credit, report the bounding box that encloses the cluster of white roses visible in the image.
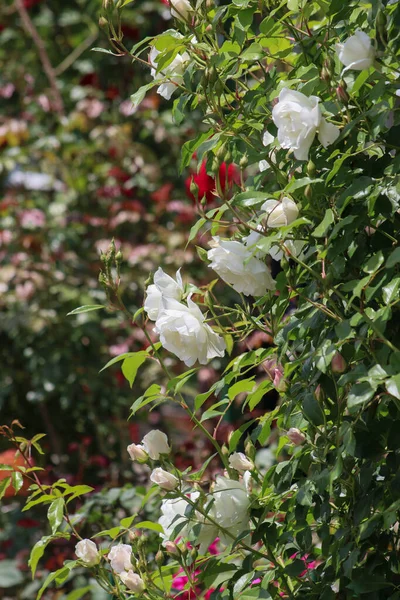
[128,429,179,490]
[144,267,226,367]
[75,539,145,593]
[207,196,299,297]
[127,431,254,553]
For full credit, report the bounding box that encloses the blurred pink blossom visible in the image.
[19,209,46,229]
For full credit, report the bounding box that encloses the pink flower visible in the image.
[19,209,45,229]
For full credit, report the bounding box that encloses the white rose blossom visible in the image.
[119,570,145,593]
[228,452,254,473]
[336,30,375,72]
[169,0,192,20]
[158,494,199,544]
[149,45,189,100]
[144,267,183,321]
[154,296,226,367]
[150,467,179,490]
[261,197,299,228]
[196,477,251,552]
[272,88,340,160]
[142,429,171,459]
[108,544,132,573]
[207,237,276,297]
[75,539,100,567]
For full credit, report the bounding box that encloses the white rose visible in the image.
[269,239,305,262]
[155,297,226,367]
[209,476,250,547]
[75,539,100,567]
[207,237,276,297]
[287,428,306,445]
[120,570,145,593]
[108,544,132,573]
[228,452,254,473]
[127,443,148,462]
[336,30,375,71]
[272,88,340,160]
[150,467,179,490]
[261,197,299,228]
[159,494,199,543]
[144,267,183,321]
[142,430,170,460]
[149,46,189,100]
[170,0,192,20]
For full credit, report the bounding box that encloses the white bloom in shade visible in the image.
[150,467,179,490]
[261,197,299,228]
[287,428,306,445]
[159,494,199,543]
[336,30,375,72]
[120,570,145,593]
[269,239,305,262]
[144,267,183,321]
[262,130,274,146]
[149,46,189,100]
[155,297,226,367]
[75,539,100,567]
[207,477,250,547]
[142,430,170,460]
[170,0,192,19]
[228,452,254,473]
[127,443,148,462]
[259,160,269,172]
[207,237,276,297]
[108,544,132,573]
[272,88,340,160]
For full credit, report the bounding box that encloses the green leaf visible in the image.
[312,209,334,238]
[386,247,400,269]
[246,380,273,411]
[63,586,93,600]
[121,352,149,387]
[362,251,384,274]
[348,381,377,413]
[285,177,323,193]
[130,384,164,416]
[47,498,64,535]
[135,520,163,533]
[382,278,400,304]
[302,394,325,426]
[11,471,23,493]
[386,375,400,400]
[67,305,104,316]
[0,477,11,499]
[229,420,255,452]
[231,191,267,208]
[130,81,159,108]
[188,217,206,244]
[228,378,255,400]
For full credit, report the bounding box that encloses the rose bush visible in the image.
[3,0,400,599]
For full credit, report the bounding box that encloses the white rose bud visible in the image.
[108,544,132,573]
[169,0,192,20]
[144,267,183,321]
[261,197,299,228]
[119,570,145,593]
[272,88,340,161]
[228,452,254,473]
[287,428,306,445]
[336,30,375,72]
[149,46,190,101]
[165,540,180,556]
[75,539,100,567]
[127,443,148,463]
[142,430,170,460]
[150,467,179,491]
[207,237,276,297]
[155,297,226,367]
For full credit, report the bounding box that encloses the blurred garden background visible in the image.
[0,1,274,596]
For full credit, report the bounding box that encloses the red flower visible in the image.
[185,161,240,203]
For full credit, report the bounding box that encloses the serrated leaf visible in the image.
[228,378,255,400]
[386,375,400,400]
[302,394,325,426]
[387,247,400,269]
[135,520,163,533]
[11,471,23,494]
[121,352,148,387]
[0,477,11,500]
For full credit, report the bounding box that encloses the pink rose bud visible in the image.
[127,443,148,463]
[287,428,306,445]
[315,384,325,402]
[165,541,180,556]
[331,352,347,374]
[336,85,349,105]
